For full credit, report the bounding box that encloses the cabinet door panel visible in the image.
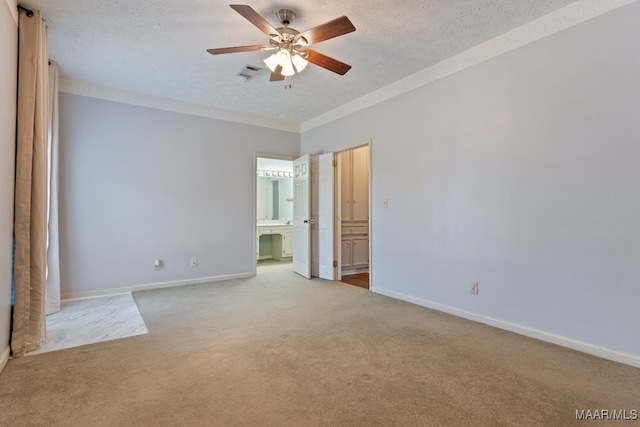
[341,239,352,267]
[352,237,369,267]
[339,151,352,221]
[283,232,294,257]
[352,146,369,222]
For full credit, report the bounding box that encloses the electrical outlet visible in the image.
[470,281,478,295]
[190,258,198,267]
[154,259,162,271]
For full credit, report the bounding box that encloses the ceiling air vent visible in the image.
[238,64,263,80]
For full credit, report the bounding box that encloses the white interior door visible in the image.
[318,153,335,280]
[293,154,311,278]
[310,156,320,277]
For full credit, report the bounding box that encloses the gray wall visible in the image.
[0,1,17,362]
[301,3,640,359]
[59,94,299,294]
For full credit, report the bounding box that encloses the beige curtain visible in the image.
[12,8,49,357]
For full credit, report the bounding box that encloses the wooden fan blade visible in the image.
[305,50,352,75]
[206,45,267,55]
[294,16,355,45]
[230,5,281,38]
[269,65,285,81]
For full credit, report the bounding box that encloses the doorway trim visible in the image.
[253,152,296,277]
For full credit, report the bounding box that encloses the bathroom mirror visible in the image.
[257,177,293,221]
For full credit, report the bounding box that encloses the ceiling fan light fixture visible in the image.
[281,59,295,77]
[276,49,291,66]
[263,53,279,72]
[292,53,308,72]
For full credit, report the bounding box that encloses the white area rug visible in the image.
[28,293,148,355]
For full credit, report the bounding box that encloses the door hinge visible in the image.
[332,159,337,167]
[333,260,338,267]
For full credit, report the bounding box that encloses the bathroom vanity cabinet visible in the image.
[257,224,293,260]
[341,225,369,268]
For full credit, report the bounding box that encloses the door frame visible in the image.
[334,139,372,288]
[253,152,296,276]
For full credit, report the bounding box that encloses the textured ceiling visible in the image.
[27,0,581,124]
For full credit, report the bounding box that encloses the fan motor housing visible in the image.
[277,9,296,26]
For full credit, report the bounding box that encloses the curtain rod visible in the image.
[17,5,34,17]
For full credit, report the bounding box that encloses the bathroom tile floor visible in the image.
[28,293,148,355]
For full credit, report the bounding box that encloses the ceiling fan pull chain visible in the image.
[284,76,292,89]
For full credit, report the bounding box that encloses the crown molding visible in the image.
[5,0,18,24]
[59,78,301,133]
[300,0,636,133]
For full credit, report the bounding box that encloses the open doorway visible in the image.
[307,143,371,289]
[335,145,370,289]
[254,154,295,275]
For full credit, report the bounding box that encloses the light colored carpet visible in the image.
[1,263,639,426]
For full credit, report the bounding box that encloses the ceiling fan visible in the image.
[207,5,356,88]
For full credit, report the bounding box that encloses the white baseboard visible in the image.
[61,272,255,300]
[0,345,10,374]
[372,287,640,369]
